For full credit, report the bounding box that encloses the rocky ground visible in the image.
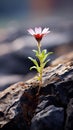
[0,51,73,130]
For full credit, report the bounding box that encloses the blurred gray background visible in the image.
[0,0,73,90]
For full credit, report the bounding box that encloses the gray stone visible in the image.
[31,105,64,130]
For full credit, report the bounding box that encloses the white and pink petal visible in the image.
[35,27,42,34]
[42,28,50,34]
[27,28,35,35]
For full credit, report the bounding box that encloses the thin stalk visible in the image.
[37,42,41,53]
[37,41,43,94]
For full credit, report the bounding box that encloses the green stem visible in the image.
[37,42,41,54]
[37,42,43,92]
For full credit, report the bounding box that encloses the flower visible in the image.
[27,27,50,42]
[27,27,53,94]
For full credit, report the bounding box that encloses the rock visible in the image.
[0,52,73,129]
[20,86,38,125]
[55,80,73,107]
[0,82,28,129]
[65,98,73,130]
[35,95,57,113]
[1,115,28,130]
[31,105,64,130]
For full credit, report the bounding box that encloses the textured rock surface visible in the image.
[31,105,64,130]
[0,82,28,128]
[65,98,73,130]
[0,52,73,129]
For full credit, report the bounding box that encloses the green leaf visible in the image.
[47,52,53,55]
[32,49,40,57]
[28,57,38,66]
[36,50,46,61]
[36,49,50,62]
[42,52,53,62]
[28,57,40,73]
[32,49,38,54]
[43,59,50,68]
[30,66,40,73]
[30,66,37,70]
[42,49,47,55]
